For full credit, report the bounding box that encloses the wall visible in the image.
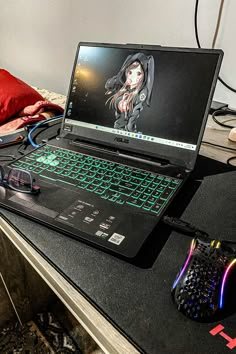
[0,0,235,106]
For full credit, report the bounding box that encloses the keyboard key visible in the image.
[126,198,144,207]
[77,181,89,189]
[160,180,169,186]
[86,184,97,192]
[147,196,156,204]
[164,178,172,183]
[160,187,173,200]
[95,187,105,195]
[141,180,150,187]
[130,191,141,198]
[123,169,131,176]
[136,186,146,193]
[84,177,94,183]
[129,177,141,185]
[100,181,110,189]
[108,193,119,202]
[151,203,164,214]
[105,170,114,177]
[119,181,136,190]
[87,171,96,177]
[157,186,166,192]
[145,175,156,183]
[142,202,153,210]
[172,179,181,184]
[92,179,101,186]
[61,170,71,177]
[46,166,56,172]
[169,182,178,189]
[107,164,115,171]
[116,166,124,173]
[101,190,116,199]
[144,187,153,195]
[154,198,165,205]
[122,175,131,182]
[116,197,125,205]
[139,193,148,201]
[152,190,161,198]
[103,176,111,182]
[130,171,147,180]
[109,184,132,196]
[113,173,122,180]
[34,167,44,173]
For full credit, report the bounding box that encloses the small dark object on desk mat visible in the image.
[0,311,81,353]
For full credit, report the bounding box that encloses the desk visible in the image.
[0,115,236,354]
[201,115,236,164]
[0,217,137,354]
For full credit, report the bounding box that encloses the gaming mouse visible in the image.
[171,237,236,321]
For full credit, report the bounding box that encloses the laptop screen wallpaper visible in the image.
[65,45,219,152]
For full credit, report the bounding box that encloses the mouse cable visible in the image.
[194,0,236,94]
[163,216,236,247]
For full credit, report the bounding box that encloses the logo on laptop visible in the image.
[114,137,129,144]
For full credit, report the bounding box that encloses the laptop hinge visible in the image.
[71,138,170,167]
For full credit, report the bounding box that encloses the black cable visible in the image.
[194,0,236,93]
[0,154,16,162]
[227,156,236,166]
[202,141,236,166]
[194,0,201,48]
[163,216,236,245]
[202,140,236,152]
[17,143,27,155]
[212,108,236,129]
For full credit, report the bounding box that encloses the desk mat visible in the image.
[0,156,236,354]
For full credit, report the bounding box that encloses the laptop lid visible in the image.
[61,42,223,171]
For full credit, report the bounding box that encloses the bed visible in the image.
[0,69,66,135]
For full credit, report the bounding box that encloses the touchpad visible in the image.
[8,187,80,218]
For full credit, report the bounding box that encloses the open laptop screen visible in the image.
[63,43,222,169]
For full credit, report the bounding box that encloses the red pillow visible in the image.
[0,69,44,124]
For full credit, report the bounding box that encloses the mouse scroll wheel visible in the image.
[210,240,221,249]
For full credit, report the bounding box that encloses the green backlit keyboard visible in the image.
[11,145,181,215]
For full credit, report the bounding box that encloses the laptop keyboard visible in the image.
[10,145,181,215]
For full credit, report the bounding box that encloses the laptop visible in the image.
[0,42,223,259]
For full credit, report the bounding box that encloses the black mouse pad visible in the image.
[0,156,236,353]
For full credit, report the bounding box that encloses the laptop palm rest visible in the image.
[5,179,158,258]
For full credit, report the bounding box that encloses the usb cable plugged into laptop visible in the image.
[163,215,236,245]
[163,215,209,240]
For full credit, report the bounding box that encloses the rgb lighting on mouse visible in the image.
[172,239,196,289]
[219,258,236,309]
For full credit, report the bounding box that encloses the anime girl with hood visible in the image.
[105,52,154,133]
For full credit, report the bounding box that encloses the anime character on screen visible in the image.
[105,53,155,133]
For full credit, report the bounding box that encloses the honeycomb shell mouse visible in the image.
[171,237,236,321]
